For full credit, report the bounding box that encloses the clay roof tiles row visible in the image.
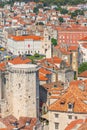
[9,35,43,41]
[49,80,87,113]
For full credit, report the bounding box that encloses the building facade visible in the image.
[57,27,87,45]
[7,35,52,58]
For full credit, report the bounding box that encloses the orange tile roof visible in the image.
[9,35,43,41]
[80,36,87,41]
[79,71,87,78]
[39,68,52,75]
[65,119,83,130]
[0,115,37,130]
[49,80,87,113]
[41,81,64,99]
[0,62,6,71]
[0,129,7,130]
[43,56,62,64]
[9,56,31,64]
[68,46,78,51]
[39,74,48,81]
[56,25,87,31]
[60,48,71,55]
[0,56,31,71]
[78,119,87,130]
[41,81,64,91]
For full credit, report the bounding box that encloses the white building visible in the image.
[7,35,52,58]
[79,43,87,63]
[7,35,43,55]
[78,36,87,64]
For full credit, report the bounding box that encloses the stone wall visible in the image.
[1,64,40,119]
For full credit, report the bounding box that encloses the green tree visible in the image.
[35,0,86,6]
[71,9,84,18]
[34,53,40,57]
[33,7,39,14]
[58,17,64,24]
[51,38,57,46]
[78,62,87,74]
[60,8,68,14]
[36,22,44,25]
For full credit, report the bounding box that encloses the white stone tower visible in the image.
[5,63,39,119]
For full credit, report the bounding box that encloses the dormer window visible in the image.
[68,103,74,112]
[60,99,65,105]
[68,103,73,109]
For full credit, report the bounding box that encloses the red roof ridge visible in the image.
[9,35,43,41]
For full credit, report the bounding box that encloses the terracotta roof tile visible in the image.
[68,46,78,51]
[0,115,37,130]
[39,68,52,75]
[0,56,31,71]
[65,119,83,130]
[80,36,87,41]
[9,35,43,41]
[49,80,87,113]
[39,74,48,81]
[9,56,31,64]
[79,71,87,78]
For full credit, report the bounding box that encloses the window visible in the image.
[55,123,59,129]
[55,114,59,118]
[68,115,72,119]
[75,116,77,119]
[49,92,51,96]
[68,103,73,109]
[49,36,50,40]
[4,78,6,84]
[18,83,21,89]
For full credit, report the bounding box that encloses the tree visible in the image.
[58,17,64,24]
[33,0,86,6]
[60,8,68,14]
[51,38,57,46]
[78,62,87,74]
[71,9,84,19]
[33,7,39,14]
[34,53,40,57]
[36,22,44,25]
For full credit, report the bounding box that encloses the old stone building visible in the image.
[0,63,39,119]
[68,46,78,76]
[53,45,78,77]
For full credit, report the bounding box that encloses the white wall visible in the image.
[5,64,39,119]
[7,39,44,55]
[49,111,87,130]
